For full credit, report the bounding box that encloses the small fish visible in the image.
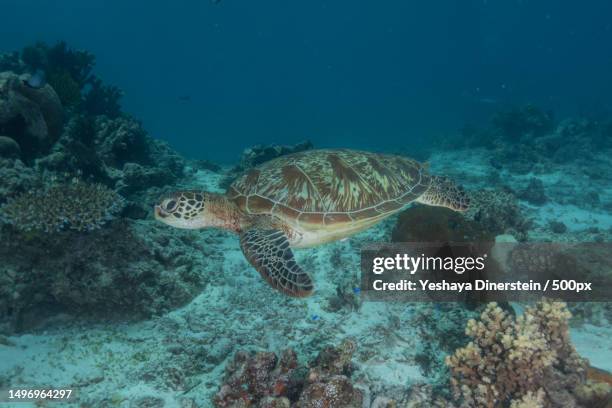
[178,95,192,102]
[25,69,46,89]
[352,287,361,295]
[311,314,320,321]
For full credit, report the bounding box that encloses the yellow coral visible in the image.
[446,299,588,408]
[509,389,546,408]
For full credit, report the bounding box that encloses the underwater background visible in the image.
[0,1,612,407]
[3,0,612,162]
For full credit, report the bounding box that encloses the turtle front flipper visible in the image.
[239,227,314,297]
[416,175,470,212]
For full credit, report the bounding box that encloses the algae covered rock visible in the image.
[36,115,186,199]
[0,219,209,332]
[220,141,314,189]
[0,136,20,158]
[0,71,63,160]
[239,140,313,169]
[0,158,36,204]
[392,205,494,243]
[518,177,548,205]
[214,340,360,408]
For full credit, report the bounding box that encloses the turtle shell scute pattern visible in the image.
[228,149,431,224]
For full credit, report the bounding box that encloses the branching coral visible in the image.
[1,179,124,232]
[445,300,590,408]
[508,389,546,408]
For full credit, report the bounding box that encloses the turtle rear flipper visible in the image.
[416,175,470,212]
[240,227,314,297]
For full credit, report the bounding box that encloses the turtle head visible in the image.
[154,191,239,231]
[154,191,212,229]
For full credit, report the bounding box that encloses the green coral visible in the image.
[1,180,124,233]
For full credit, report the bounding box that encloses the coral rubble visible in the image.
[214,340,362,408]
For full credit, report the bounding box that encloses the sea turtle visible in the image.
[154,149,469,297]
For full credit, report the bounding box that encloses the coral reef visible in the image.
[0,71,63,160]
[464,189,530,240]
[239,141,313,170]
[1,179,124,233]
[392,205,494,243]
[81,75,123,118]
[445,299,609,408]
[518,178,547,206]
[410,304,481,393]
[0,158,36,204]
[0,219,210,332]
[214,340,362,407]
[18,41,124,117]
[0,42,195,332]
[449,105,612,175]
[31,114,186,216]
[220,141,313,189]
[549,220,567,234]
[492,105,554,142]
[0,135,20,158]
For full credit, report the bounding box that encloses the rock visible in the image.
[239,140,313,169]
[0,219,210,332]
[194,159,222,173]
[35,115,185,198]
[392,205,494,243]
[371,396,397,408]
[465,189,529,240]
[519,178,547,205]
[550,221,568,234]
[206,338,233,365]
[492,104,554,141]
[220,141,314,189]
[491,234,519,272]
[214,341,359,408]
[0,71,63,160]
[0,158,36,204]
[0,136,20,158]
[95,116,149,165]
[117,163,172,194]
[129,396,165,408]
[298,375,363,408]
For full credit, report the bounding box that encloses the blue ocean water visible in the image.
[2,0,612,162]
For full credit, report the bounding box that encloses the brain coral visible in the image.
[1,180,124,232]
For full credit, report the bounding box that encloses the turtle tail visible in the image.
[416,176,470,212]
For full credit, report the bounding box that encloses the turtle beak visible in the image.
[154,205,168,220]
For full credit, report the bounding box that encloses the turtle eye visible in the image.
[164,199,177,211]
